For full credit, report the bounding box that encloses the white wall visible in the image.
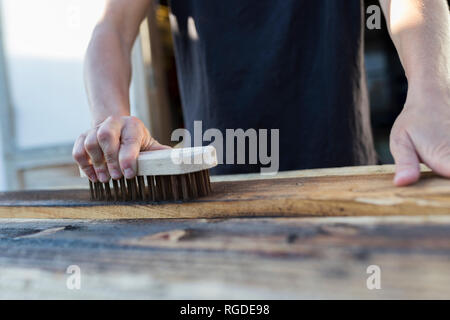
[2,0,106,149]
[0,0,143,191]
[0,0,106,190]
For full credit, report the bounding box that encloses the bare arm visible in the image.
[84,0,150,123]
[73,0,169,183]
[380,0,450,186]
[379,0,449,89]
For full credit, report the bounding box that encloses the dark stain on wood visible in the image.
[2,217,450,298]
[1,172,450,219]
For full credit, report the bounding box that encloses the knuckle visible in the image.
[390,132,410,152]
[389,127,400,140]
[76,133,87,143]
[97,128,114,144]
[389,136,401,150]
[72,135,88,162]
[72,149,86,162]
[121,136,140,145]
[84,139,98,152]
[390,118,405,135]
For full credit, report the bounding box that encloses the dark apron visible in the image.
[169,0,377,175]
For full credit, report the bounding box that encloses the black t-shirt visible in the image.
[169,0,377,175]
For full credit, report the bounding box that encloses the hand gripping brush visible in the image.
[80,146,218,202]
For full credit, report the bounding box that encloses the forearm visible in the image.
[380,0,450,91]
[84,23,133,126]
[384,1,450,186]
[84,0,151,126]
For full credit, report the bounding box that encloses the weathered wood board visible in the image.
[1,216,450,299]
[1,166,450,219]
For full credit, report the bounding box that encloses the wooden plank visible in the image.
[1,165,450,219]
[211,164,431,182]
[1,216,450,299]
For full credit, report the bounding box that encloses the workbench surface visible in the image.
[2,165,450,219]
[1,215,450,299]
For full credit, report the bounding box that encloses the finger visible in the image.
[72,134,97,181]
[84,129,110,183]
[143,135,172,151]
[390,132,420,186]
[97,118,122,179]
[118,119,145,179]
[142,128,172,152]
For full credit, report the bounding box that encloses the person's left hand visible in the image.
[390,83,450,186]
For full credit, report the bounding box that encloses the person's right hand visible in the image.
[73,116,170,182]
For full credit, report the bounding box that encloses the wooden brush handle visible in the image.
[80,146,218,177]
[137,146,217,175]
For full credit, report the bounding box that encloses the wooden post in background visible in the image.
[137,0,178,146]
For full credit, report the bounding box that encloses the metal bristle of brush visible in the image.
[81,146,218,203]
[88,169,212,202]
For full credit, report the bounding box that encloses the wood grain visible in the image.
[1,216,450,299]
[1,166,450,219]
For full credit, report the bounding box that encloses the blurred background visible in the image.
[0,0,153,190]
[0,0,440,191]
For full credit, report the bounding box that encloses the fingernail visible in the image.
[98,172,109,182]
[124,168,134,179]
[110,169,122,179]
[394,171,411,185]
